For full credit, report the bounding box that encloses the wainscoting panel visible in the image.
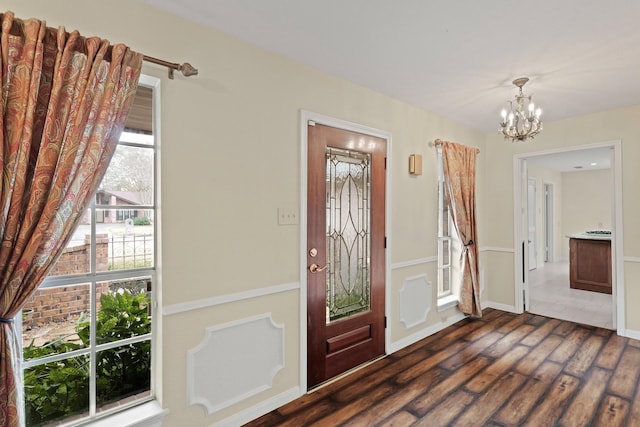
[398,274,432,328]
[187,314,284,415]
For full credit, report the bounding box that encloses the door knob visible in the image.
[309,263,328,273]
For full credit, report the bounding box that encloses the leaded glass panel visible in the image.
[325,147,371,323]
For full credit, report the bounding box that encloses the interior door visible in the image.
[307,122,386,388]
[528,178,537,270]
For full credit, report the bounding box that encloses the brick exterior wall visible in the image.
[22,234,110,328]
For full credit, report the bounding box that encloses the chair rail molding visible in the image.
[163,281,299,316]
[391,256,437,270]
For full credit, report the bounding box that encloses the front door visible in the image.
[307,122,386,388]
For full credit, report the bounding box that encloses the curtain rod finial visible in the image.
[142,55,198,79]
[180,63,198,77]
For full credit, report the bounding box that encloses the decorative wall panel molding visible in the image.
[398,274,432,328]
[187,314,284,414]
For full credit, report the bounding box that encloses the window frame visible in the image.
[437,185,453,298]
[19,74,160,426]
[437,148,460,310]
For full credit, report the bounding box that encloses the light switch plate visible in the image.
[278,208,299,225]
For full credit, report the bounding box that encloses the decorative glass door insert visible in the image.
[325,147,371,322]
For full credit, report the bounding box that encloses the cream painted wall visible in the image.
[4,2,486,426]
[561,169,612,259]
[7,2,640,426]
[484,105,640,331]
[527,165,563,265]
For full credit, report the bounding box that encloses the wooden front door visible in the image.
[307,122,386,388]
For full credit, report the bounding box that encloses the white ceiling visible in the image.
[143,0,640,134]
[526,147,611,172]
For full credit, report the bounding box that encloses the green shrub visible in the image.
[133,216,151,226]
[24,340,88,426]
[24,291,151,425]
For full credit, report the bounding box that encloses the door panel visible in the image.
[307,122,386,388]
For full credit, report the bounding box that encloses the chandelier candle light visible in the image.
[499,77,542,142]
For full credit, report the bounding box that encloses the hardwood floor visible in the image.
[244,309,640,427]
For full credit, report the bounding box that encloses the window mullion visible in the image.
[88,207,97,416]
[22,80,158,425]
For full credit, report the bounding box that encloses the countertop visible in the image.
[567,231,612,241]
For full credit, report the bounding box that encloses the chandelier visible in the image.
[499,77,542,142]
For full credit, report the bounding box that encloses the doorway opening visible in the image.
[514,142,624,333]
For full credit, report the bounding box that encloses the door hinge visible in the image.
[384,237,387,249]
[384,316,387,328]
[384,157,387,169]
[308,120,316,126]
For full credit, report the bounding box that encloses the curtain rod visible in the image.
[431,139,480,153]
[142,55,198,79]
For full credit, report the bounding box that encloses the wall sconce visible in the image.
[409,154,422,175]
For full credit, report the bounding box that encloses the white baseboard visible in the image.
[484,301,520,314]
[213,386,301,427]
[622,329,640,341]
[388,312,467,354]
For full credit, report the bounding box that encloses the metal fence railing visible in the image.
[108,233,154,270]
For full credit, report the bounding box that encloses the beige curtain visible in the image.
[0,11,142,426]
[441,141,481,317]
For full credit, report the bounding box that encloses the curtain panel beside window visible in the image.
[0,11,142,426]
[441,140,481,317]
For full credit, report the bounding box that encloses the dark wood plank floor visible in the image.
[244,308,640,426]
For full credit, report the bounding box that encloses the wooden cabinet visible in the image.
[569,238,611,294]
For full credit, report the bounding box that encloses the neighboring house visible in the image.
[94,189,146,223]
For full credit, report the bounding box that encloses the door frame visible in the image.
[513,140,624,333]
[543,182,554,263]
[527,177,537,271]
[299,110,392,392]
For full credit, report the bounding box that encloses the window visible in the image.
[21,83,156,426]
[437,149,460,307]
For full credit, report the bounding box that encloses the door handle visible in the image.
[309,263,328,273]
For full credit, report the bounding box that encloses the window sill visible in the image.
[437,294,459,312]
[83,401,167,427]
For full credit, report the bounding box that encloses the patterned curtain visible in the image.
[0,11,142,426]
[441,141,481,317]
